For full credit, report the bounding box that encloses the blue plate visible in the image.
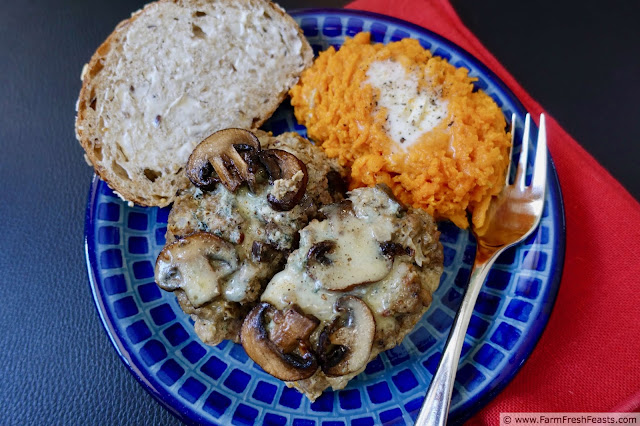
[85,9,565,425]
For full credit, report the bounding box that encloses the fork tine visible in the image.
[505,113,516,185]
[531,114,548,193]
[515,113,531,189]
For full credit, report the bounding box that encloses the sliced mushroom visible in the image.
[375,183,407,212]
[306,240,336,266]
[326,169,348,198]
[186,128,261,192]
[258,149,308,211]
[270,307,319,353]
[320,199,354,219]
[317,296,375,377]
[251,240,281,263]
[241,303,319,381]
[305,213,392,291]
[155,232,239,307]
[379,241,414,259]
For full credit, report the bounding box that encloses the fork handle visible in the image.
[415,245,501,426]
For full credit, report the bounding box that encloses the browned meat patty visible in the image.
[154,130,347,346]
[241,185,443,400]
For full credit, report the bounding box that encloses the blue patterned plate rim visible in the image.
[84,181,200,424]
[85,8,566,425]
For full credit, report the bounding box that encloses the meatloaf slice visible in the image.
[155,130,347,346]
[241,185,443,400]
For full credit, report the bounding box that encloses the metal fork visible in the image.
[415,114,548,426]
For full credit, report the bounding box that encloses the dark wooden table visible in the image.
[1,0,636,424]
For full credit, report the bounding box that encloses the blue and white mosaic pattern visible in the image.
[85,10,565,425]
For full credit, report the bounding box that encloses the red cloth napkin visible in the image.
[345,0,640,423]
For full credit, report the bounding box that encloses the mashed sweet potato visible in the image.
[290,32,511,228]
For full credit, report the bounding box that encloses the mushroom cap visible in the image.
[259,149,309,211]
[241,303,319,381]
[251,241,281,263]
[318,296,375,377]
[186,128,261,192]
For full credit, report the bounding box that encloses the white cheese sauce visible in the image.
[365,59,448,150]
[303,214,393,291]
[261,187,403,325]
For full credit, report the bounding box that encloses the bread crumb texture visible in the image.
[290,32,511,228]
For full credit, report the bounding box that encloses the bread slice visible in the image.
[75,0,312,206]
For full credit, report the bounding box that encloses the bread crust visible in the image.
[76,6,140,203]
[75,0,312,206]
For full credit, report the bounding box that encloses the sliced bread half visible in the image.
[75,0,312,206]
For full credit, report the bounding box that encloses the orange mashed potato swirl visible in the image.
[289,32,511,229]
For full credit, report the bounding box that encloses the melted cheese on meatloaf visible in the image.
[158,131,347,346]
[262,185,442,335]
[257,186,443,400]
